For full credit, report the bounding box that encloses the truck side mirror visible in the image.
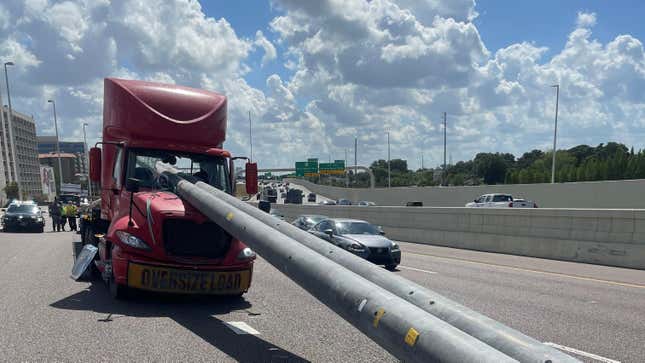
[324,229,334,237]
[245,162,258,195]
[125,178,140,193]
[89,147,101,183]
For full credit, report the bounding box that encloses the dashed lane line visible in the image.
[224,321,261,335]
[397,265,437,275]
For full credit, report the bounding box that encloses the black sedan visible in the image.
[310,218,400,270]
[292,214,328,230]
[3,203,45,233]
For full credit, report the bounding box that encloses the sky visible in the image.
[0,0,644,169]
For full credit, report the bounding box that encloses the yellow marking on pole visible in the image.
[226,212,234,221]
[373,308,385,328]
[405,328,419,347]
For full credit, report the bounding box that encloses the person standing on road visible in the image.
[49,197,62,232]
[59,203,68,231]
[67,202,78,231]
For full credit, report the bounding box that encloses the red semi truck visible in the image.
[83,78,258,298]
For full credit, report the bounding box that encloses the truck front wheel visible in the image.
[108,276,129,299]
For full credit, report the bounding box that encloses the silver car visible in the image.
[310,218,400,270]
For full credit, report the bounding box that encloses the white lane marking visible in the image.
[544,342,621,363]
[398,265,437,274]
[224,321,260,335]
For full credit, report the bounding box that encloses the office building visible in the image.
[0,106,43,198]
[37,136,88,177]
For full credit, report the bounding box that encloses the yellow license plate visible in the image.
[127,263,251,295]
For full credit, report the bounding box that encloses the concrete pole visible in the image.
[551,84,559,184]
[172,178,516,363]
[48,100,64,193]
[4,62,20,198]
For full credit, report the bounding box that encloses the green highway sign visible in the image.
[319,160,345,175]
[295,159,319,177]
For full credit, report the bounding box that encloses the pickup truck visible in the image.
[466,193,538,208]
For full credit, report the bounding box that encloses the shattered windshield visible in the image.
[125,148,230,193]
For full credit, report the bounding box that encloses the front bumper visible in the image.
[111,247,254,295]
[350,248,401,265]
[3,218,45,229]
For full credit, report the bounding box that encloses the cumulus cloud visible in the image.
[2,0,645,170]
[255,30,277,66]
[576,11,597,28]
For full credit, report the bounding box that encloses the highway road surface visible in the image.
[1,222,643,362]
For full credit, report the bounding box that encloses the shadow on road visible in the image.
[51,282,309,362]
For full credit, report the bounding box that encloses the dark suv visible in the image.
[3,203,45,233]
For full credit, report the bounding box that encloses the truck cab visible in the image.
[85,78,258,298]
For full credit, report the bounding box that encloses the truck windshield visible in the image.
[125,149,230,193]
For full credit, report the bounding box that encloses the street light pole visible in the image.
[387,132,391,188]
[344,148,348,187]
[4,61,20,198]
[443,112,447,186]
[48,100,64,193]
[551,85,559,184]
[354,137,357,186]
[82,122,92,198]
[248,110,253,162]
[0,75,10,186]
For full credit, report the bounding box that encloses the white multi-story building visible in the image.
[0,106,43,199]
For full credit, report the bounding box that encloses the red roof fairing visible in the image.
[102,78,227,151]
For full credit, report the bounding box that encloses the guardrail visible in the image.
[272,204,645,270]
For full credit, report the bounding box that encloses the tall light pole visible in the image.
[387,132,391,188]
[344,148,348,187]
[82,122,92,198]
[443,112,447,186]
[4,61,20,198]
[248,110,253,162]
[48,100,64,193]
[353,137,358,186]
[551,84,559,184]
[0,72,10,185]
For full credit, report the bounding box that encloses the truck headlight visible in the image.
[115,230,151,251]
[236,247,256,260]
[391,242,400,251]
[348,243,365,252]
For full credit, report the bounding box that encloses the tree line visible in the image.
[312,142,645,188]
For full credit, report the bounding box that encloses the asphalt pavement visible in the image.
[1,221,644,362]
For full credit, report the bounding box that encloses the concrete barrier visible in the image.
[269,203,645,270]
[285,178,645,209]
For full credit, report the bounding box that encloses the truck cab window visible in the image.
[125,149,230,193]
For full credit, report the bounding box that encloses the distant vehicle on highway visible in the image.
[357,201,375,206]
[308,193,316,202]
[319,200,336,205]
[2,202,45,233]
[405,201,423,207]
[337,199,352,205]
[292,214,328,230]
[309,218,400,270]
[466,194,538,208]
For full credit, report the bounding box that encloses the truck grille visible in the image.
[163,219,232,259]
